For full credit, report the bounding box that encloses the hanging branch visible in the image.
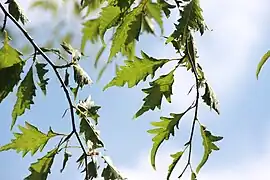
[0,2,89,178]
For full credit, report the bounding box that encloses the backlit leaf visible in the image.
[109,2,144,60]
[81,19,100,52]
[134,70,175,118]
[0,32,24,103]
[167,151,184,179]
[30,0,58,15]
[0,122,58,157]
[256,50,270,79]
[146,2,163,34]
[147,113,185,169]
[196,125,223,173]
[104,51,169,90]
[12,66,36,129]
[25,148,58,180]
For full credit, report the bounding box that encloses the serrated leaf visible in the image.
[81,161,98,179]
[12,67,36,129]
[196,125,223,173]
[24,148,58,180]
[80,118,104,149]
[73,64,93,88]
[256,50,270,79]
[35,62,49,95]
[0,122,58,157]
[147,113,185,169]
[167,151,184,179]
[0,32,24,103]
[142,16,155,34]
[104,51,169,90]
[6,0,28,24]
[60,152,72,173]
[99,5,121,44]
[146,2,163,34]
[134,70,175,118]
[109,3,144,60]
[101,156,125,180]
[81,19,100,52]
[202,82,219,114]
[157,0,176,18]
[166,0,205,45]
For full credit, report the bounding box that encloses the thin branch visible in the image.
[1,14,7,32]
[0,3,89,178]
[54,62,74,69]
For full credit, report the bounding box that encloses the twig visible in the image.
[54,62,74,69]
[1,14,7,32]
[0,3,89,178]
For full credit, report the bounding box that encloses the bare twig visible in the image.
[0,3,89,178]
[1,14,7,32]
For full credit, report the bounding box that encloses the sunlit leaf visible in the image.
[0,122,58,157]
[25,148,58,180]
[35,62,49,95]
[157,0,176,18]
[196,125,223,173]
[109,2,144,60]
[147,112,185,169]
[81,19,100,52]
[256,50,270,79]
[0,32,24,103]
[146,2,163,34]
[12,66,36,129]
[134,70,175,118]
[73,64,93,88]
[167,151,184,179]
[104,51,169,90]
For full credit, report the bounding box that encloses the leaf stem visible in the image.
[0,3,89,178]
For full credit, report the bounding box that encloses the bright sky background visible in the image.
[1,0,270,180]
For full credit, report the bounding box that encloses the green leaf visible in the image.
[157,0,176,18]
[109,3,144,60]
[0,32,24,103]
[202,82,219,114]
[82,161,98,179]
[60,41,75,55]
[146,2,163,34]
[134,70,175,118]
[191,172,197,180]
[104,51,169,90]
[12,67,36,129]
[99,5,121,44]
[81,19,100,52]
[64,69,69,87]
[101,156,126,180]
[196,125,223,173]
[256,50,270,79]
[147,113,185,169]
[35,62,49,95]
[95,45,106,68]
[142,16,155,34]
[70,85,79,100]
[167,151,184,179]
[166,0,205,45]
[6,0,28,24]
[0,122,58,157]
[80,118,104,149]
[60,152,72,173]
[25,148,58,180]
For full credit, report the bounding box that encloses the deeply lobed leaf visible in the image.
[167,151,184,179]
[0,122,58,157]
[147,113,185,169]
[101,156,126,180]
[134,69,175,118]
[25,148,58,180]
[202,82,219,114]
[104,51,169,90]
[196,125,223,173]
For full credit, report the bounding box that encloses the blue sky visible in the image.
[1,0,270,179]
